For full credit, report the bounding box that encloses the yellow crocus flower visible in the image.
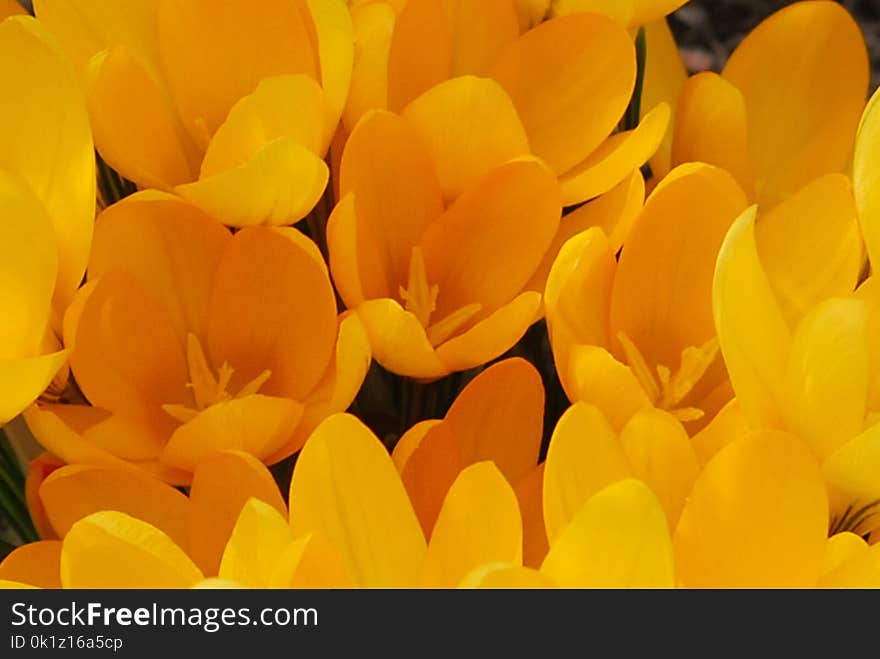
[24,194,370,483]
[713,204,879,537]
[549,0,688,28]
[33,0,354,227]
[545,163,748,432]
[0,16,95,423]
[670,1,869,206]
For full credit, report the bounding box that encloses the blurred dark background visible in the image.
[670,0,880,90]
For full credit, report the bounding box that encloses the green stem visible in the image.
[0,428,24,490]
[0,477,37,544]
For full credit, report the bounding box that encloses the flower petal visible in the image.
[713,207,792,428]
[722,0,868,204]
[343,3,395,132]
[160,395,304,472]
[86,46,197,189]
[618,408,699,528]
[61,511,203,588]
[421,158,560,319]
[674,430,828,587]
[558,103,669,206]
[610,163,748,371]
[491,13,635,175]
[0,352,69,426]
[514,464,549,569]
[39,465,189,548]
[854,86,880,268]
[0,541,61,589]
[543,402,631,545]
[755,174,862,326]
[189,451,287,577]
[176,137,329,227]
[671,72,752,197]
[89,192,231,344]
[401,76,530,202]
[421,462,522,587]
[207,227,337,400]
[289,414,426,587]
[541,479,674,588]
[218,498,294,587]
[460,563,554,588]
[0,16,95,308]
[550,0,689,28]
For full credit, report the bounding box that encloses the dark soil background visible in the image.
[670,0,880,90]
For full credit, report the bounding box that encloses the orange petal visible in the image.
[39,465,189,548]
[491,13,635,175]
[514,464,549,569]
[610,164,748,370]
[189,451,287,577]
[420,158,560,320]
[0,541,62,589]
[89,192,231,344]
[336,110,444,298]
[86,46,197,189]
[25,452,64,540]
[207,227,337,401]
[722,0,868,204]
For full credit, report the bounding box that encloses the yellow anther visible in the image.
[399,247,439,328]
[427,303,482,347]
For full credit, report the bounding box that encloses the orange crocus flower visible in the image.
[24,193,370,484]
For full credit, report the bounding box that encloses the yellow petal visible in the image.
[89,192,231,343]
[854,86,880,268]
[641,18,687,179]
[0,16,95,309]
[161,395,304,472]
[420,158,560,319]
[0,0,24,19]
[86,46,196,189]
[435,292,542,373]
[305,0,354,146]
[157,0,318,147]
[550,0,689,28]
[280,531,354,588]
[218,498,294,587]
[755,174,862,325]
[189,450,287,577]
[176,137,329,227]
[39,465,189,548]
[823,422,880,527]
[356,299,449,379]
[207,227,338,401]
[691,398,750,466]
[0,541,61,589]
[530,169,643,293]
[565,345,652,431]
[558,103,669,206]
[0,171,56,360]
[713,206,790,428]
[0,352,69,426]
[671,72,752,197]
[782,298,868,461]
[611,163,748,371]
[541,479,674,588]
[722,0,868,204]
[491,13,634,175]
[392,420,442,474]
[674,431,828,588]
[343,2,395,132]
[288,414,426,587]
[618,408,699,528]
[421,462,522,587]
[819,534,880,588]
[61,511,203,588]
[460,563,555,588]
[543,402,631,545]
[401,76,529,202]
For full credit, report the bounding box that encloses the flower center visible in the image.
[616,331,720,423]
[829,499,880,536]
[399,247,482,347]
[162,333,271,423]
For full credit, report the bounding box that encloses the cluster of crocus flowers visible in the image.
[3,0,880,589]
